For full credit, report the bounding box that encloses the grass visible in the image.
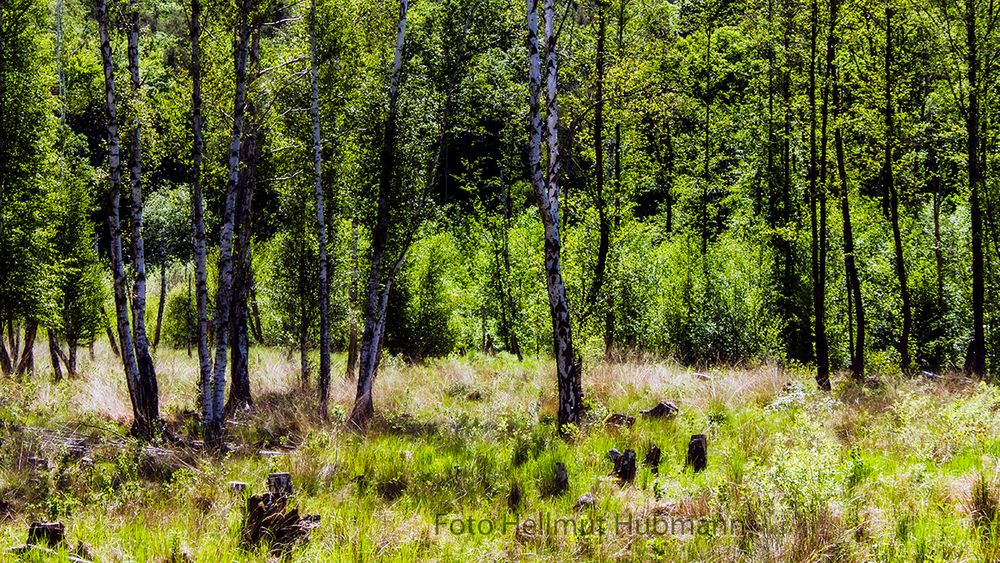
[2,344,1000,561]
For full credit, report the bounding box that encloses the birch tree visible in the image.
[97,0,157,438]
[529,0,584,432]
[347,0,409,429]
[206,0,251,444]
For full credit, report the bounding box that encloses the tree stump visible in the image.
[641,401,678,418]
[230,481,248,496]
[549,462,569,496]
[241,493,320,555]
[686,434,708,472]
[643,445,661,474]
[27,522,65,547]
[267,472,293,497]
[608,449,636,483]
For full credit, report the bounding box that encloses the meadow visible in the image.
[1,345,999,561]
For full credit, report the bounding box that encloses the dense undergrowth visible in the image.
[2,347,1000,561]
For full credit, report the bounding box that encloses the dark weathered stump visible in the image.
[603,413,636,428]
[547,462,569,496]
[230,481,248,496]
[27,522,65,547]
[686,434,708,472]
[267,472,293,497]
[507,482,523,512]
[608,449,636,483]
[643,445,661,474]
[241,493,319,555]
[641,401,679,418]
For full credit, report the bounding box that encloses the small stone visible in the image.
[574,492,596,511]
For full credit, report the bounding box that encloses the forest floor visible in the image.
[1,345,1000,561]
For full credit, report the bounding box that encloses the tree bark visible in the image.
[965,0,987,377]
[48,331,63,382]
[883,9,911,375]
[226,30,260,416]
[529,0,583,432]
[808,0,830,390]
[347,0,408,429]
[833,73,865,381]
[189,0,212,436]
[310,0,332,418]
[98,0,151,438]
[345,218,359,380]
[207,2,251,444]
[587,1,610,324]
[126,0,160,429]
[153,245,166,350]
[14,321,36,376]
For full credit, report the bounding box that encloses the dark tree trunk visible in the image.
[588,2,610,326]
[48,331,63,382]
[310,0,332,418]
[808,0,829,391]
[834,74,865,381]
[153,246,166,350]
[883,9,912,374]
[345,218,359,380]
[965,0,987,377]
[14,321,36,376]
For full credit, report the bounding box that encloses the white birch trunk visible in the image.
[529,0,582,432]
[98,0,147,435]
[208,6,251,443]
[189,0,212,432]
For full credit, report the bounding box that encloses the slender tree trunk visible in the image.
[883,9,911,374]
[249,271,264,343]
[0,335,10,376]
[207,3,251,444]
[588,2,610,323]
[965,0,987,377]
[98,0,150,438]
[48,331,63,382]
[125,0,159,429]
[348,0,408,429]
[529,0,582,432]
[345,218,359,380]
[500,170,523,360]
[68,339,77,376]
[14,321,36,376]
[101,307,120,357]
[226,31,259,415]
[189,0,212,435]
[809,0,830,390]
[702,18,712,256]
[932,174,944,302]
[310,0,332,418]
[835,83,865,380]
[154,254,166,350]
